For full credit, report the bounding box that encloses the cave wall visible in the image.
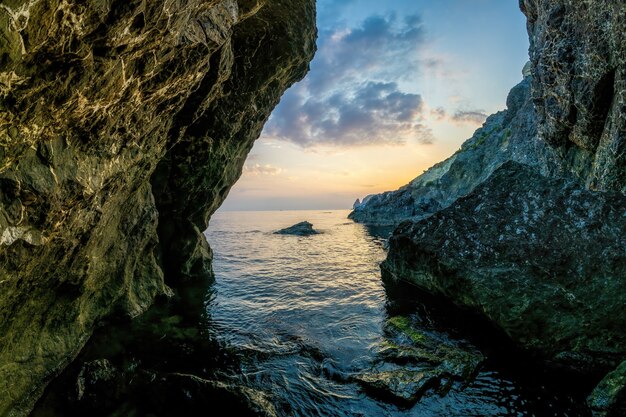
[0,1,316,415]
[521,0,625,191]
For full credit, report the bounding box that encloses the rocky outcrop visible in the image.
[0,1,316,415]
[382,162,626,373]
[521,0,625,192]
[351,0,626,227]
[274,221,320,236]
[349,76,562,226]
[31,281,279,417]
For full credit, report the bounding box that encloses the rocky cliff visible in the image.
[382,1,626,414]
[351,1,625,226]
[349,76,562,226]
[0,1,316,415]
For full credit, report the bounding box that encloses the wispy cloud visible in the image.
[430,107,447,120]
[451,110,488,124]
[243,164,283,176]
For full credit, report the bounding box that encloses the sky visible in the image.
[220,0,530,211]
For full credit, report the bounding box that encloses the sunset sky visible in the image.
[220,0,530,211]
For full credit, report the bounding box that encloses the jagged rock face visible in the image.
[520,0,626,192]
[382,162,626,373]
[349,77,562,226]
[0,1,316,415]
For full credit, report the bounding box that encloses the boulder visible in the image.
[382,162,626,373]
[355,315,484,405]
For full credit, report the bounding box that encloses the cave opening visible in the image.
[7,0,624,416]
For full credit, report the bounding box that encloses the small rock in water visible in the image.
[274,221,320,236]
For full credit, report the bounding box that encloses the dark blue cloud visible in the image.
[263,13,432,147]
[265,81,431,147]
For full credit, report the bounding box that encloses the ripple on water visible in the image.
[205,210,589,417]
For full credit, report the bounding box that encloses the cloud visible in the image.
[265,81,432,147]
[263,13,433,148]
[430,107,447,120]
[305,14,425,90]
[451,110,488,124]
[243,164,283,176]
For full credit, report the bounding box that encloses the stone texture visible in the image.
[0,0,316,415]
[376,3,626,413]
[382,162,626,373]
[520,0,626,192]
[349,76,562,226]
[30,278,275,416]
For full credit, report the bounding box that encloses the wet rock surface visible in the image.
[274,221,320,236]
[383,161,626,373]
[373,5,626,413]
[0,0,316,414]
[355,315,484,406]
[588,361,626,417]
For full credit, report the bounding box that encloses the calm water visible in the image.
[205,210,588,417]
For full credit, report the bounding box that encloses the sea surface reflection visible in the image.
[205,210,588,416]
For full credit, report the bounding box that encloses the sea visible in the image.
[203,209,589,416]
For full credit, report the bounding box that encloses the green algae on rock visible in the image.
[355,315,484,406]
[374,4,626,412]
[0,0,316,415]
[588,361,626,417]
